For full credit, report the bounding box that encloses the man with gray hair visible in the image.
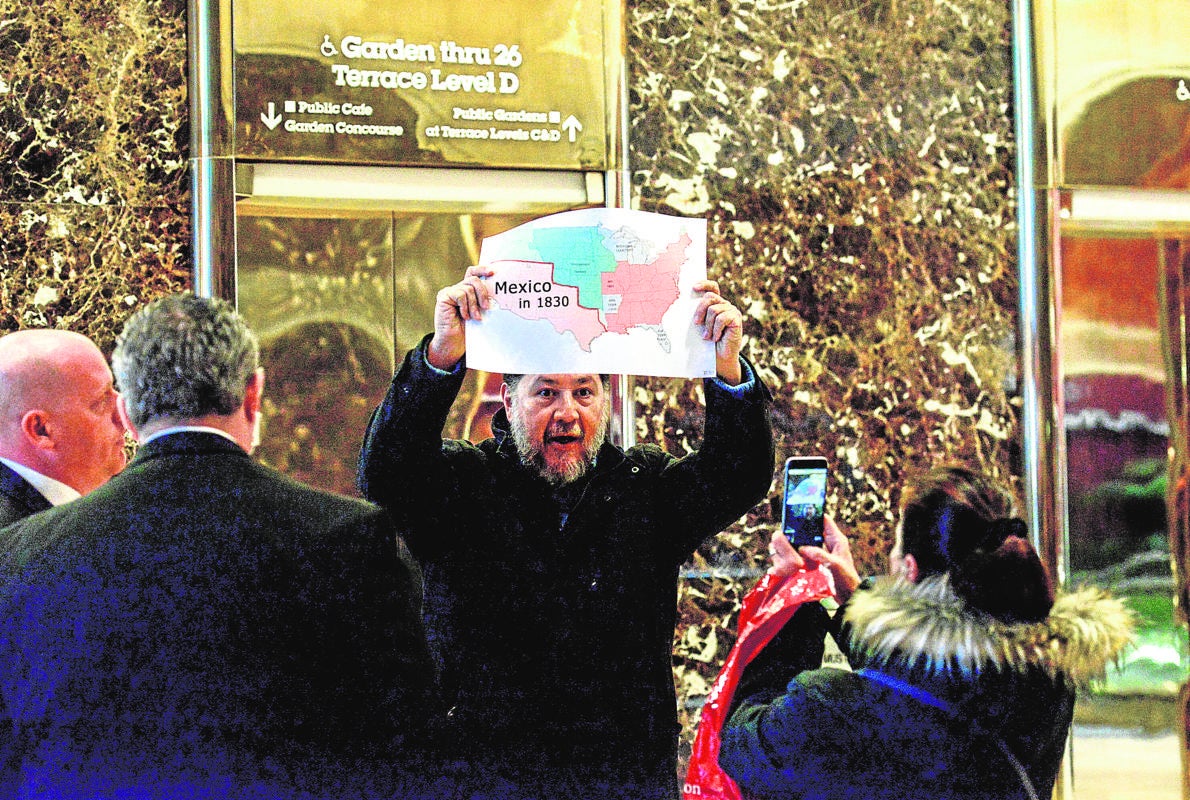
[0,293,438,799]
[0,329,127,526]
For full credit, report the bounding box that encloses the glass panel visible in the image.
[1046,2,1190,791]
[1162,238,1190,800]
[1059,231,1187,798]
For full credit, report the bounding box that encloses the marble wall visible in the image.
[0,0,191,352]
[0,0,1020,771]
[625,0,1020,748]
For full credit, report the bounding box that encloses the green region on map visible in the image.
[527,226,618,309]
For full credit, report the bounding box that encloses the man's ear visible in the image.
[19,410,53,449]
[243,368,265,452]
[500,382,513,416]
[902,553,920,584]
[244,368,265,420]
[116,394,140,442]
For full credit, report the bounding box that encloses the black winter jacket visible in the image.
[359,336,774,800]
[720,575,1134,800]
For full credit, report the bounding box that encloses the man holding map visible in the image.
[358,263,773,800]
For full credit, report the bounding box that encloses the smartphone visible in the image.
[781,456,828,547]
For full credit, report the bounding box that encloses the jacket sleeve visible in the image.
[718,603,833,795]
[357,333,475,559]
[728,601,829,719]
[321,504,441,757]
[650,356,775,562]
[825,575,878,664]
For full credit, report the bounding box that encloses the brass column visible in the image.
[1012,0,1066,583]
[188,0,237,300]
[1012,0,1071,794]
[1160,238,1190,800]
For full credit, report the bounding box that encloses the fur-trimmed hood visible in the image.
[843,575,1136,684]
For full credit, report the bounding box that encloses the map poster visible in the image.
[466,208,714,378]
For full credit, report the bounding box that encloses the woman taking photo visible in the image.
[718,465,1135,800]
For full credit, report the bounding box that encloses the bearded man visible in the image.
[358,266,774,800]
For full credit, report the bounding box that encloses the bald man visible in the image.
[0,330,127,526]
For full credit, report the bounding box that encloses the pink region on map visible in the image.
[488,260,608,352]
[599,233,689,334]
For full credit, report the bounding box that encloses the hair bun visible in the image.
[983,517,1028,547]
[954,517,1053,623]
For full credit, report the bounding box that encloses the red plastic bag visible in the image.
[682,567,835,800]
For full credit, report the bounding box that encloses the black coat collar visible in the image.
[132,431,249,465]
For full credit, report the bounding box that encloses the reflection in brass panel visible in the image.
[1063,78,1190,189]
[1049,0,1190,188]
[389,212,536,442]
[236,214,395,496]
[234,210,541,496]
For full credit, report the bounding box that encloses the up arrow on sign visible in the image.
[261,103,283,130]
[562,115,582,142]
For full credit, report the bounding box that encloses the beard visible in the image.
[509,400,610,486]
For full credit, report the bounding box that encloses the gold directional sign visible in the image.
[233,0,612,170]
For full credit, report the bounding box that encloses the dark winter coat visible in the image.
[0,432,438,799]
[720,575,1134,800]
[358,336,775,800]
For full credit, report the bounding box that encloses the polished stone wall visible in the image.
[625,0,1019,750]
[0,0,191,352]
[0,0,1019,773]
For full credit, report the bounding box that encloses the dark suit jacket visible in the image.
[0,461,52,528]
[0,432,439,799]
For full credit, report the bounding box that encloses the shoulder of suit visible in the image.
[261,465,382,512]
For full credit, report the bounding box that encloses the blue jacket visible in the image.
[720,576,1134,800]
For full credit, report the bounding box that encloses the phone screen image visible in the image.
[782,459,827,547]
